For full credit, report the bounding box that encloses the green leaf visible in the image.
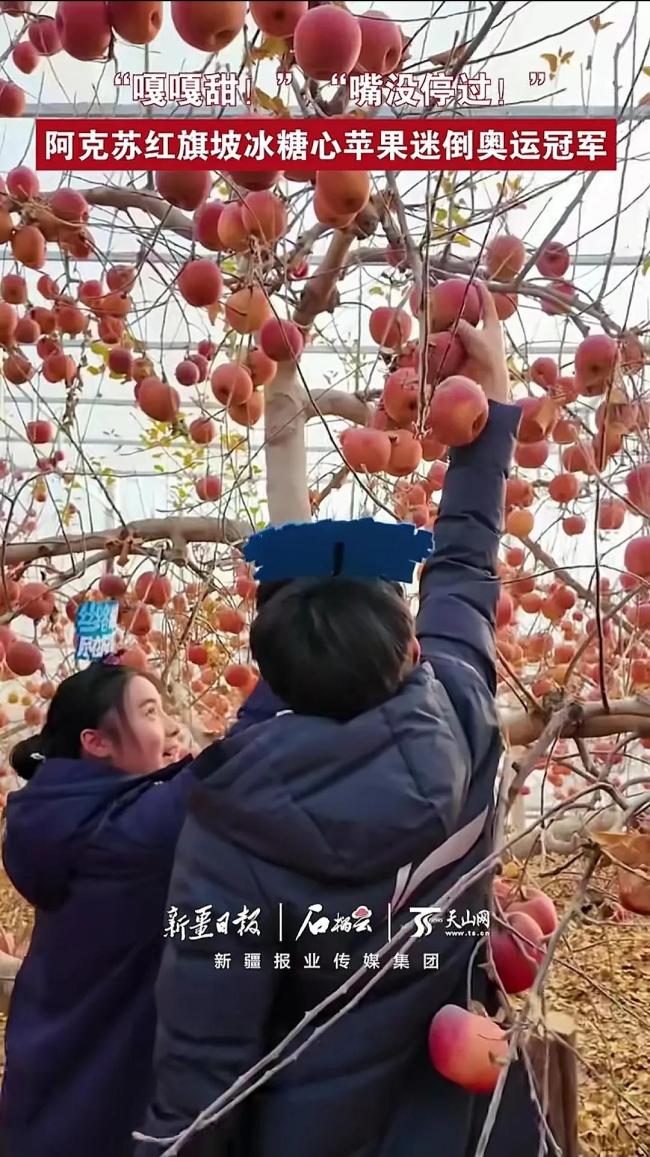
[87,365,103,375]
[642,254,650,275]
[153,464,165,473]
[368,286,384,296]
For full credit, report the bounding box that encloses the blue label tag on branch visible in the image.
[75,600,119,662]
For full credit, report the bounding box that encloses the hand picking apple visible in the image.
[454,280,512,405]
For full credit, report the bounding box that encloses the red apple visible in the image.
[541,280,575,316]
[536,241,570,278]
[369,306,412,350]
[382,368,419,426]
[423,279,481,331]
[485,234,525,280]
[626,465,650,517]
[495,882,558,937]
[55,0,112,60]
[6,640,43,677]
[259,318,304,363]
[26,419,54,444]
[574,334,618,397]
[427,376,488,447]
[509,890,558,937]
[293,4,362,81]
[249,0,307,38]
[340,427,392,474]
[426,331,465,382]
[624,537,650,579]
[12,41,40,75]
[171,0,246,52]
[28,17,62,55]
[491,911,545,994]
[194,201,224,250]
[107,0,163,45]
[428,1005,508,1094]
[196,475,222,502]
[355,10,402,75]
[530,356,558,390]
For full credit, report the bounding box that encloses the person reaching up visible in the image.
[136,284,542,1157]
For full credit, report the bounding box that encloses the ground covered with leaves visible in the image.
[0,863,646,1155]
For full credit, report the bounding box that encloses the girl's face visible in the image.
[81,675,173,775]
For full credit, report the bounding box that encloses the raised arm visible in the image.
[416,285,519,702]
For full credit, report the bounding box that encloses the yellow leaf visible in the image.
[642,254,650,275]
[644,66,650,77]
[90,340,108,357]
[109,370,126,380]
[540,52,558,76]
[253,87,290,117]
[453,232,471,247]
[591,829,650,869]
[247,35,288,62]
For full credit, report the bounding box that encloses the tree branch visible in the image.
[502,697,650,747]
[41,186,194,239]
[264,227,358,525]
[1,516,249,567]
[307,389,373,425]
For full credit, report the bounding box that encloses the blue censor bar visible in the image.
[242,519,434,584]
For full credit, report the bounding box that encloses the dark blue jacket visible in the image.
[0,688,278,1157]
[136,402,541,1157]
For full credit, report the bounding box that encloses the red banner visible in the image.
[35,117,617,172]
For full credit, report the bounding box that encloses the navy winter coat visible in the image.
[0,688,277,1157]
[136,401,543,1157]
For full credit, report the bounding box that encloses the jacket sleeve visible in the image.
[106,760,195,868]
[416,402,519,743]
[134,807,279,1157]
[228,678,286,736]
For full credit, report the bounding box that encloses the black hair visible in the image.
[10,663,154,780]
[250,577,414,723]
[255,577,405,610]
